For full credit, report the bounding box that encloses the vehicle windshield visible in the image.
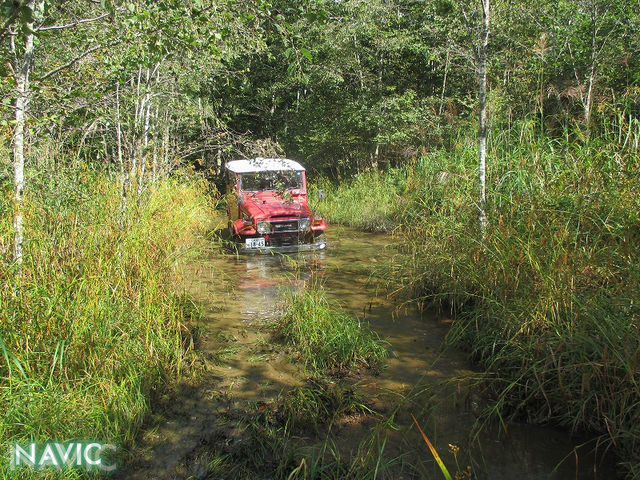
[240,170,303,192]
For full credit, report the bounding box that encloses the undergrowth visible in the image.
[312,124,640,477]
[0,161,215,478]
[309,172,407,232]
[273,286,388,374]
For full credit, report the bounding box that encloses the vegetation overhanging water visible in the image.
[1,0,639,477]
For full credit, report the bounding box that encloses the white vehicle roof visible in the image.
[225,158,305,174]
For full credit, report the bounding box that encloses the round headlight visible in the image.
[256,221,271,234]
[298,217,311,231]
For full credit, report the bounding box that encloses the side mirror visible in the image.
[317,189,325,200]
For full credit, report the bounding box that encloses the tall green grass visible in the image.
[313,126,640,477]
[309,171,408,232]
[278,378,371,433]
[0,163,215,478]
[273,287,388,373]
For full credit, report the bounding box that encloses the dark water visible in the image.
[119,225,619,479]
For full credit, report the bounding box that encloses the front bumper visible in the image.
[238,234,327,254]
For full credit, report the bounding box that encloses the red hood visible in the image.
[241,191,311,219]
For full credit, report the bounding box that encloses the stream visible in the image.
[117,226,618,479]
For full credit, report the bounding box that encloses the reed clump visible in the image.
[0,164,214,478]
[273,287,388,373]
[277,378,371,433]
[402,137,640,476]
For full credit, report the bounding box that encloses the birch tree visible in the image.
[458,0,490,232]
[556,0,629,134]
[4,1,117,266]
[7,0,36,266]
[477,0,489,232]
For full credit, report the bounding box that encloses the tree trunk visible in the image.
[10,0,36,267]
[138,74,151,200]
[439,44,451,116]
[584,6,598,131]
[152,106,159,183]
[116,84,128,231]
[477,0,489,233]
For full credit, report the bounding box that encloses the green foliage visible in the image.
[309,170,407,233]
[216,0,450,173]
[3,0,638,176]
[273,286,388,374]
[278,378,371,433]
[318,129,640,476]
[178,384,404,480]
[0,163,214,478]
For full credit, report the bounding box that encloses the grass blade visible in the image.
[411,414,452,480]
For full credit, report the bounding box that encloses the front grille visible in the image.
[267,234,299,247]
[270,219,298,233]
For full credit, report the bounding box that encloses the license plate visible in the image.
[245,237,266,249]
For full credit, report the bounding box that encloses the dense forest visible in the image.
[3,0,638,180]
[1,0,639,478]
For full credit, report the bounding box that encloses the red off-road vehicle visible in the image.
[225,158,328,253]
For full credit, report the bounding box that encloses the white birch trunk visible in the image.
[477,0,489,233]
[584,9,598,129]
[116,84,128,230]
[10,0,36,267]
[138,68,153,198]
[152,106,159,183]
[439,45,451,116]
[138,97,151,199]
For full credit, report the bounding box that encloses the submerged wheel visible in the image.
[221,222,241,253]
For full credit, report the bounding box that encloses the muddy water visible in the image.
[119,226,618,479]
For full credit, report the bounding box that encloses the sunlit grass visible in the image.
[0,163,215,478]
[309,171,407,232]
[273,286,388,373]
[312,126,640,477]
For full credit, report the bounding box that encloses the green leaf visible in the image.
[412,415,453,480]
[300,48,313,62]
[99,0,115,16]
[20,4,34,23]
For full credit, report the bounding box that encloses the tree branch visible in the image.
[37,12,111,31]
[40,43,102,80]
[0,8,21,41]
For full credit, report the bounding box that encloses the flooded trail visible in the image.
[118,226,618,479]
